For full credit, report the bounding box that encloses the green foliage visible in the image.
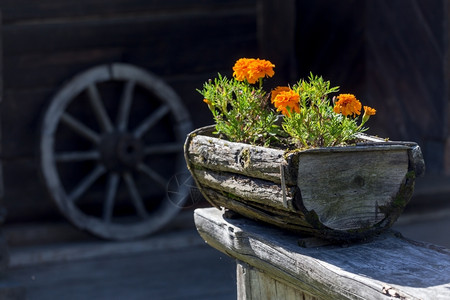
[282,74,365,148]
[198,74,280,146]
[198,58,376,149]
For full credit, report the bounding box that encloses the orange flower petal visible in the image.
[271,86,291,102]
[232,58,275,83]
[333,93,362,117]
[363,105,376,116]
[272,89,300,117]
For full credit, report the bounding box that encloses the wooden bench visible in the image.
[194,207,450,300]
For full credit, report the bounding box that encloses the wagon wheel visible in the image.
[40,63,193,240]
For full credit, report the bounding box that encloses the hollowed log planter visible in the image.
[184,126,425,241]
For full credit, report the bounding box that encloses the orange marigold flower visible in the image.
[333,93,362,117]
[272,89,300,117]
[363,106,376,116]
[232,58,275,84]
[362,105,376,123]
[271,86,291,103]
[232,58,251,82]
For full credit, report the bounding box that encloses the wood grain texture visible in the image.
[298,149,409,230]
[195,207,450,300]
[200,188,313,232]
[6,238,237,300]
[236,261,318,300]
[0,0,256,23]
[185,126,422,240]
[192,169,296,210]
[186,131,297,185]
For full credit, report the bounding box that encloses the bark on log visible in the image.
[192,169,296,211]
[186,131,297,185]
[185,126,424,240]
[200,187,315,233]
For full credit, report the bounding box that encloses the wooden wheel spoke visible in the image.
[123,172,149,219]
[68,164,106,203]
[41,63,193,240]
[138,163,167,189]
[61,113,100,144]
[143,142,183,155]
[87,83,114,133]
[103,173,120,223]
[55,150,100,162]
[133,104,170,138]
[117,80,136,131]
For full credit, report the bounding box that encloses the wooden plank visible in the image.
[195,207,450,300]
[0,10,4,199]
[7,226,204,267]
[1,36,257,156]
[0,0,256,23]
[3,31,257,90]
[2,10,256,56]
[2,13,257,89]
[1,159,58,222]
[237,261,318,300]
[0,12,8,278]
[5,242,236,299]
[1,88,56,158]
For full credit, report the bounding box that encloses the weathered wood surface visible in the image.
[3,227,237,300]
[195,207,450,300]
[186,127,297,185]
[237,261,318,300]
[201,188,313,233]
[298,149,409,230]
[192,169,296,210]
[185,126,424,240]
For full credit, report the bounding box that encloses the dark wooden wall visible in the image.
[0,0,448,223]
[365,0,448,175]
[295,0,366,95]
[0,0,261,222]
[0,12,5,225]
[295,0,450,209]
[295,0,450,175]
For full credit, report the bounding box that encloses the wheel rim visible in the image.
[40,63,193,240]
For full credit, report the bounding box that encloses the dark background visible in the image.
[0,0,448,224]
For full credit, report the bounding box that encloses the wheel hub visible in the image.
[99,132,144,172]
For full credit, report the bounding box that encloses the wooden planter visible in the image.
[184,126,425,241]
